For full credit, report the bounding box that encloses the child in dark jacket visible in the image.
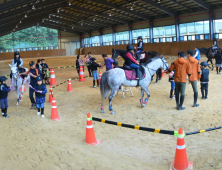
[35,76,47,118]
[113,61,119,68]
[200,61,209,99]
[169,70,175,99]
[0,76,11,118]
[91,58,101,88]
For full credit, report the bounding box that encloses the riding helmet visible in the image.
[36,76,42,82]
[91,57,96,61]
[200,61,208,67]
[29,61,35,67]
[126,45,134,51]
[0,76,7,83]
[113,61,118,66]
[137,36,142,40]
[14,51,20,56]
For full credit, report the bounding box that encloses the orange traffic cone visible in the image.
[98,72,102,85]
[85,113,102,145]
[50,68,57,85]
[79,65,85,82]
[170,128,193,170]
[161,69,165,77]
[51,96,60,120]
[48,86,53,103]
[67,77,73,92]
[20,84,26,92]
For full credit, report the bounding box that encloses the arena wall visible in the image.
[81,40,222,56]
[0,49,66,60]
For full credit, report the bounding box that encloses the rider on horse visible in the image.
[125,45,140,79]
[135,36,143,61]
[10,51,25,79]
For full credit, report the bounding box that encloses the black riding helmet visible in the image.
[14,51,20,56]
[91,57,96,61]
[0,76,7,83]
[200,61,208,67]
[36,76,42,82]
[113,61,118,66]
[137,36,142,40]
[126,45,134,51]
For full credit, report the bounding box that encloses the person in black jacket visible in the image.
[76,55,84,75]
[91,58,101,87]
[200,61,209,99]
[0,76,11,118]
[34,76,47,118]
[215,49,222,74]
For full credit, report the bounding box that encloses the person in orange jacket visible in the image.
[166,51,191,110]
[187,50,201,107]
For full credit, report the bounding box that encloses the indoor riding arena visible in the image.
[1,0,222,170]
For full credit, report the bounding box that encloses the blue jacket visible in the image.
[194,49,200,61]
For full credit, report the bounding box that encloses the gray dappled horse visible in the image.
[100,54,169,114]
[9,64,30,106]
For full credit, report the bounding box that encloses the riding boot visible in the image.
[4,108,9,118]
[135,67,140,79]
[193,92,199,107]
[205,88,208,99]
[1,108,5,116]
[41,108,44,118]
[201,88,205,99]
[179,95,185,110]
[93,80,96,87]
[175,93,180,110]
[97,80,100,86]
[170,90,173,99]
[216,67,219,74]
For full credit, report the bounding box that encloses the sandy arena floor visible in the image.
[0,55,222,170]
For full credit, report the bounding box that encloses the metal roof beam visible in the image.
[86,0,150,20]
[190,0,210,10]
[169,0,193,12]
[65,5,128,23]
[140,0,175,16]
[0,0,66,21]
[0,0,33,12]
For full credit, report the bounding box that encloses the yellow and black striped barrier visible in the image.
[186,126,222,136]
[51,76,90,89]
[92,117,175,135]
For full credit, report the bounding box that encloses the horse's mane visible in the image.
[198,47,210,54]
[140,51,161,64]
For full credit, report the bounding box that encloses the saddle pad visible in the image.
[124,70,146,80]
[140,53,145,59]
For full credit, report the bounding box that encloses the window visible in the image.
[84,38,90,45]
[103,34,112,42]
[215,19,222,33]
[179,21,209,35]
[116,31,129,41]
[91,36,100,44]
[0,26,58,51]
[153,25,175,38]
[132,28,149,39]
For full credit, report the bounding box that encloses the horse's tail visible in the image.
[100,71,110,107]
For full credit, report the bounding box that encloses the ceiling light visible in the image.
[157,0,161,3]
[69,2,71,6]
[32,5,35,10]
[81,22,83,26]
[49,15,51,18]
[130,6,133,10]
[42,19,44,22]
[109,13,112,16]
[72,26,74,29]
[25,14,27,18]
[57,9,60,13]
[16,25,18,28]
[20,21,22,23]
[93,18,95,21]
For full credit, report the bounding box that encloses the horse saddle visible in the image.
[122,65,145,80]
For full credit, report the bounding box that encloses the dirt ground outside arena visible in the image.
[0,55,222,170]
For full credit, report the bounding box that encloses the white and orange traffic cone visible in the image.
[48,86,53,103]
[79,65,85,82]
[85,113,102,145]
[67,77,73,92]
[51,96,60,120]
[50,68,57,85]
[98,71,102,85]
[170,128,193,170]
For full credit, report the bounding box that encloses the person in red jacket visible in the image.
[124,45,140,79]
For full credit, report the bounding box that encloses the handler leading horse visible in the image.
[100,53,169,114]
